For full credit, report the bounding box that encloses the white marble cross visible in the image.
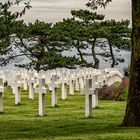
[28,72,35,100]
[69,77,74,96]
[91,75,102,108]
[21,69,28,91]
[79,77,85,92]
[13,75,21,105]
[35,78,49,117]
[51,75,61,107]
[61,80,67,100]
[23,77,28,91]
[0,78,4,112]
[75,77,80,92]
[61,73,68,100]
[82,78,95,118]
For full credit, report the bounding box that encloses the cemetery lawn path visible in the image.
[0,86,140,140]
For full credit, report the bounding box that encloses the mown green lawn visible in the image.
[1,86,140,140]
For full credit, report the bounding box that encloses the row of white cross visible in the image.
[0,67,123,117]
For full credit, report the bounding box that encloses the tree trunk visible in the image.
[109,41,115,68]
[121,0,140,126]
[92,38,99,69]
[76,41,85,62]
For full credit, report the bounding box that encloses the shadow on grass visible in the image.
[0,116,139,139]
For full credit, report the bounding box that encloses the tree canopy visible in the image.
[0,0,131,72]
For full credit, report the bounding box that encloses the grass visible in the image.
[0,86,140,140]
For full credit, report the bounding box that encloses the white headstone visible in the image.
[35,78,49,116]
[82,78,95,118]
[69,78,74,96]
[75,77,80,92]
[0,78,4,112]
[61,73,67,100]
[13,75,21,105]
[23,78,28,91]
[51,75,60,107]
[29,72,35,100]
[91,75,101,108]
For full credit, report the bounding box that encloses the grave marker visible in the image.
[51,75,61,107]
[35,78,49,116]
[0,78,4,112]
[13,75,21,105]
[29,72,35,100]
[82,78,95,118]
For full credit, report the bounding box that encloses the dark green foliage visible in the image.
[70,9,131,68]
[0,2,16,56]
[71,9,104,24]
[15,20,80,71]
[86,0,112,9]
[17,9,130,70]
[100,20,131,51]
[0,0,31,66]
[0,0,131,71]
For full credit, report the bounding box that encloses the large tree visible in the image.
[13,20,80,71]
[71,9,130,68]
[0,0,31,66]
[88,0,140,126]
[122,0,140,126]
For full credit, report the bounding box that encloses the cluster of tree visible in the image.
[0,0,131,71]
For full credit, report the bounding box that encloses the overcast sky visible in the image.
[3,0,131,23]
